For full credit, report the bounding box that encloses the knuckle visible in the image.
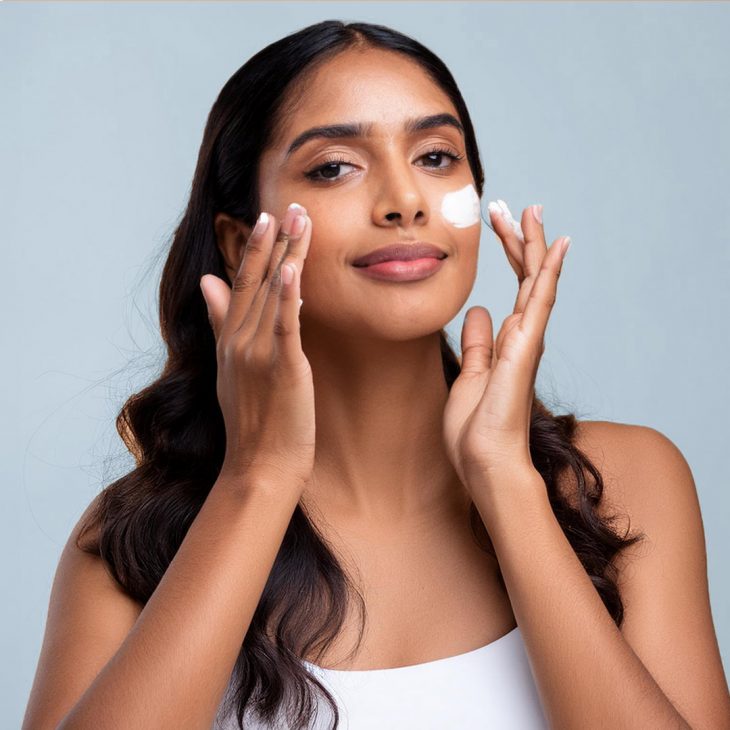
[232,269,260,293]
[266,271,283,295]
[245,238,266,255]
[270,254,287,278]
[533,286,553,304]
[273,317,292,337]
[218,341,235,367]
[230,337,251,362]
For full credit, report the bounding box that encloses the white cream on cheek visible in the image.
[440,183,481,228]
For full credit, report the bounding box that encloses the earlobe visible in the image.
[213,212,252,278]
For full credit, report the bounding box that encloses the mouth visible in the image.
[351,255,447,283]
[351,241,448,268]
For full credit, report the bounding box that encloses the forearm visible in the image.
[472,471,690,730]
[58,474,301,730]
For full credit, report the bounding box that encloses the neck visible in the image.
[299,325,469,526]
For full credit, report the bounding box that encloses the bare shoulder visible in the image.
[572,417,689,473]
[568,417,702,565]
[568,420,730,728]
[60,491,144,611]
[570,418,698,528]
[23,494,144,729]
[68,492,103,551]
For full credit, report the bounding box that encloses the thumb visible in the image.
[460,306,494,376]
[200,275,225,341]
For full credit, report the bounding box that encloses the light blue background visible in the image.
[3,2,728,724]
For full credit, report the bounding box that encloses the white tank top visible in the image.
[214,625,548,729]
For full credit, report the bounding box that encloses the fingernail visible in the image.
[498,199,521,238]
[291,213,307,237]
[562,236,571,256]
[282,203,306,236]
[253,211,269,235]
[496,199,513,222]
[532,204,543,224]
[487,201,504,220]
[496,199,524,243]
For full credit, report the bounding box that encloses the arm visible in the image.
[471,423,730,730]
[24,208,314,729]
[39,475,300,730]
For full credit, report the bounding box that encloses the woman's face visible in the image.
[257,47,481,341]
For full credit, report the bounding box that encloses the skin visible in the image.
[211,52,730,726]
[215,47,480,528]
[20,45,727,730]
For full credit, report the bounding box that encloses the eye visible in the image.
[415,146,465,170]
[304,155,357,183]
[303,145,465,184]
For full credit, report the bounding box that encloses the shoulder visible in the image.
[23,494,143,728]
[572,417,688,476]
[70,491,105,553]
[567,418,702,568]
[567,420,730,727]
[570,418,699,530]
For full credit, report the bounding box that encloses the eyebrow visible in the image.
[284,113,465,159]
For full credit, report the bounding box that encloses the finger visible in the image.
[277,203,311,273]
[487,202,524,280]
[200,274,225,343]
[459,306,494,376]
[265,203,307,282]
[494,312,521,363]
[496,199,526,247]
[519,235,570,347]
[520,204,547,281]
[250,256,304,366]
[276,259,305,364]
[514,204,548,314]
[252,209,309,343]
[279,212,312,281]
[220,211,277,342]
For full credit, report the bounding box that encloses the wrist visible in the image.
[215,465,306,503]
[469,467,550,532]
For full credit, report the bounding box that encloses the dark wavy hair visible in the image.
[76,19,645,730]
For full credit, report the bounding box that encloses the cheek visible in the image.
[439,183,481,229]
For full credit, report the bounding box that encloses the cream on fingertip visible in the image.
[496,199,524,243]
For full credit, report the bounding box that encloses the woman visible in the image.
[23,19,729,730]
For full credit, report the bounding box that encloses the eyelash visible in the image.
[303,145,465,184]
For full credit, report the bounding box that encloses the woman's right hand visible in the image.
[199,204,315,496]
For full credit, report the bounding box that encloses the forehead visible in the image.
[271,48,460,150]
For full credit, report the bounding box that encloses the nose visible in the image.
[372,159,428,228]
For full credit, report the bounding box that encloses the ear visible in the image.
[213,212,254,281]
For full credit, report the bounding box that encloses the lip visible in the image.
[351,241,447,268]
[352,256,446,282]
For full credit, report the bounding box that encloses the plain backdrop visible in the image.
[2,2,729,725]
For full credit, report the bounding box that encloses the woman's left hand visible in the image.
[442,201,571,498]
